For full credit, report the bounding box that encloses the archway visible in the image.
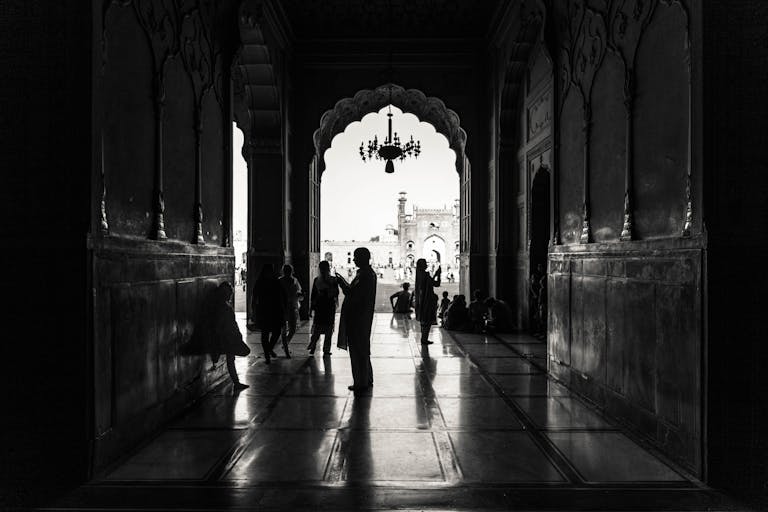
[310,84,470,303]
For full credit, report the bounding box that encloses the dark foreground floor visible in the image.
[43,314,747,511]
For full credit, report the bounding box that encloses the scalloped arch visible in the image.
[313,84,467,174]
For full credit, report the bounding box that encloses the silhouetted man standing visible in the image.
[337,247,376,392]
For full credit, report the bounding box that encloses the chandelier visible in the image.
[359,103,421,174]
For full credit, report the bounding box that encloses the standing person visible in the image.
[278,264,303,356]
[253,263,286,364]
[337,247,377,392]
[414,258,441,345]
[308,260,339,355]
[390,282,413,314]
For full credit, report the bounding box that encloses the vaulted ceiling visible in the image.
[278,0,504,40]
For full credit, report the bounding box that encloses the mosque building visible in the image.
[321,192,460,272]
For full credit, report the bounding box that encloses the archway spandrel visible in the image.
[313,83,467,171]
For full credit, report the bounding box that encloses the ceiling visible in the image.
[279,0,503,40]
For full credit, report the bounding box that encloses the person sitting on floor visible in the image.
[468,289,489,333]
[484,297,515,334]
[443,294,469,331]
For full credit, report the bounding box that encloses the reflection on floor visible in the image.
[48,314,740,511]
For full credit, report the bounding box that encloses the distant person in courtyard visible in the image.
[308,260,340,355]
[337,247,377,392]
[469,289,489,333]
[438,291,451,325]
[414,258,441,345]
[390,282,413,314]
[186,282,250,391]
[279,264,303,355]
[484,297,515,334]
[253,263,287,364]
[240,267,247,291]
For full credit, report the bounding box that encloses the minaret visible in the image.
[453,198,460,219]
[398,192,407,250]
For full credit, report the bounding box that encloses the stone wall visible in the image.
[545,0,703,474]
[92,0,238,475]
[549,241,703,473]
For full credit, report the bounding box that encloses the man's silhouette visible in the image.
[337,247,377,392]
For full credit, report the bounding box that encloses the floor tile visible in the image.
[491,374,570,396]
[344,396,431,429]
[427,374,498,396]
[219,374,293,396]
[513,397,612,429]
[103,430,241,481]
[369,343,413,357]
[261,397,348,429]
[462,343,519,357]
[369,377,425,396]
[172,394,269,428]
[422,357,475,375]
[343,432,443,482]
[371,358,416,374]
[438,397,523,428]
[282,376,352,396]
[547,432,687,482]
[476,357,540,374]
[450,431,564,482]
[225,430,336,481]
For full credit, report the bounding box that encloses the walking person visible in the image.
[308,260,340,355]
[336,247,377,393]
[414,258,441,345]
[253,263,286,364]
[278,264,303,356]
[390,282,413,314]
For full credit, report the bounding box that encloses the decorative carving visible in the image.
[99,132,109,234]
[620,190,633,241]
[527,90,552,141]
[313,84,467,175]
[681,176,692,237]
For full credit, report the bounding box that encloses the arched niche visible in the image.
[313,84,468,176]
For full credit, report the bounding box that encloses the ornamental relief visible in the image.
[527,88,552,142]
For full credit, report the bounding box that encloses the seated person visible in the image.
[443,294,469,331]
[438,291,451,324]
[484,297,515,334]
[468,290,489,333]
[390,282,413,314]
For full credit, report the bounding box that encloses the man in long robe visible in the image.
[337,247,377,392]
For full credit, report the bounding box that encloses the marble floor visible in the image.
[47,314,743,511]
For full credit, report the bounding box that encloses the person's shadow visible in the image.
[345,395,373,485]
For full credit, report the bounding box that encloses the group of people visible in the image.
[189,248,517,395]
[439,289,514,334]
[250,248,379,392]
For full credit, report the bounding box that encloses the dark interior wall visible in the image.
[703,0,768,495]
[92,0,238,477]
[1,1,92,505]
[548,0,704,475]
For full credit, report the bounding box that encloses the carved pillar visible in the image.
[579,101,592,244]
[620,72,635,241]
[99,130,109,234]
[152,76,167,240]
[193,105,205,244]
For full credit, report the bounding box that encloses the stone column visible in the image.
[245,140,285,321]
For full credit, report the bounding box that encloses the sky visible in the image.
[232,106,459,243]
